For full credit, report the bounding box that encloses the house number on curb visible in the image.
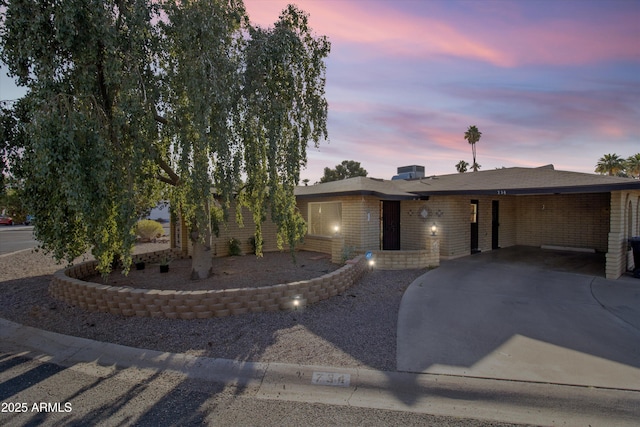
[312,372,351,387]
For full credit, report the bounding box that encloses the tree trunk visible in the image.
[190,202,213,280]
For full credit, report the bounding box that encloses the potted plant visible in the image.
[159,257,172,273]
[134,259,146,270]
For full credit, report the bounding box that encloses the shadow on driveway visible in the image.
[397,246,640,390]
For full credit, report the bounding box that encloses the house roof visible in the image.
[296,165,640,198]
[295,175,416,200]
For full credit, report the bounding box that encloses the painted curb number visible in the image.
[312,371,351,387]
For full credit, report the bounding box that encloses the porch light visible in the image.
[431,223,437,236]
[333,224,340,234]
[365,251,374,270]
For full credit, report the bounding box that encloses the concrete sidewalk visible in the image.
[2,318,639,426]
[397,249,640,391]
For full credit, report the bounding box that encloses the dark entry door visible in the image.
[492,200,500,250]
[470,200,479,253]
[382,201,401,250]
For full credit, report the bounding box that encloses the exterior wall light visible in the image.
[333,224,340,235]
[365,251,374,270]
[431,223,437,236]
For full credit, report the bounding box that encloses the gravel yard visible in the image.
[0,243,427,371]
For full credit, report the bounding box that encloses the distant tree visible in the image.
[595,153,625,176]
[320,160,368,183]
[455,160,469,173]
[626,153,640,179]
[464,125,482,172]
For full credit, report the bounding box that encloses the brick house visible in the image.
[172,164,640,279]
[295,165,640,279]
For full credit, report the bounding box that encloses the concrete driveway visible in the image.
[397,246,640,390]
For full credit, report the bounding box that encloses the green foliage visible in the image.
[1,98,33,195]
[248,236,262,255]
[595,153,625,176]
[594,153,640,178]
[341,245,357,264]
[0,183,28,221]
[626,154,640,179]
[320,160,368,183]
[136,219,164,240]
[238,4,329,256]
[228,238,242,256]
[455,160,469,173]
[0,0,330,276]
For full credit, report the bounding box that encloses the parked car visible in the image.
[0,215,14,225]
[24,215,35,225]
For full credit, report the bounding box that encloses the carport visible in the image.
[397,165,640,279]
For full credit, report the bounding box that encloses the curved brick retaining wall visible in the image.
[49,250,367,319]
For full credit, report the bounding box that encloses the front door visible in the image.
[382,201,401,250]
[470,200,479,253]
[492,200,500,250]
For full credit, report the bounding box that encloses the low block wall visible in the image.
[370,249,439,270]
[49,251,367,319]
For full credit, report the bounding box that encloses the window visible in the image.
[308,202,342,236]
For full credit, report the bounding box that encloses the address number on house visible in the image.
[311,371,351,387]
[496,190,507,195]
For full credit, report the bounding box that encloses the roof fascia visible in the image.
[295,190,415,200]
[410,182,640,197]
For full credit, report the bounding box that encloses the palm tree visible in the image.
[464,125,482,172]
[455,160,469,173]
[626,153,640,179]
[595,153,624,176]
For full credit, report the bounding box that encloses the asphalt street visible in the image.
[0,226,38,254]
[0,348,529,427]
[0,224,171,255]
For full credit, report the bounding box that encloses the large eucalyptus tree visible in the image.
[0,0,330,279]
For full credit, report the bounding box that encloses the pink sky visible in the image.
[1,0,637,182]
[246,0,640,181]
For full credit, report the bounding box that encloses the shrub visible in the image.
[341,245,357,263]
[136,219,164,240]
[228,238,242,256]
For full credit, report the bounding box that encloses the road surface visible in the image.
[0,226,38,255]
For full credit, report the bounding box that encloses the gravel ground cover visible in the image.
[0,244,427,371]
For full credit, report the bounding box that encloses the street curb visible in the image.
[0,247,37,258]
[1,317,639,426]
